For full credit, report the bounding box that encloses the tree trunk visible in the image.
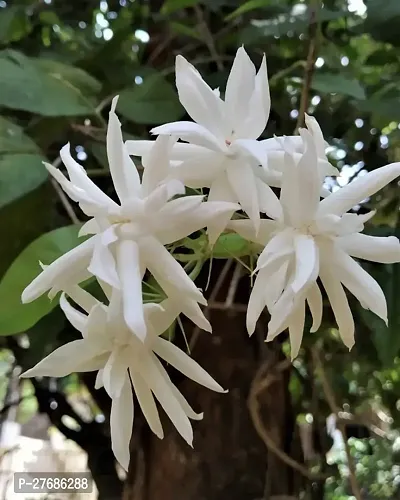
[123,309,303,500]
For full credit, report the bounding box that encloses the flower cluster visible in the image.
[21,47,400,469]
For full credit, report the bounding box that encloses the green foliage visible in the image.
[311,73,366,100]
[0,225,83,336]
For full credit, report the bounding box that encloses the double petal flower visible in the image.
[22,288,225,470]
[231,128,400,359]
[22,97,239,340]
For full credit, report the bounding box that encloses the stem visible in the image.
[295,0,321,133]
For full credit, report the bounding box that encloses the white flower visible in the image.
[230,129,400,359]
[22,97,239,340]
[21,289,225,470]
[127,47,276,243]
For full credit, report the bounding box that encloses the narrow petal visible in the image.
[65,285,100,314]
[102,348,128,398]
[246,270,267,335]
[130,366,164,439]
[95,369,104,389]
[110,375,133,471]
[287,300,306,360]
[59,145,118,211]
[224,47,256,135]
[21,340,98,378]
[227,160,260,230]
[290,233,319,295]
[171,151,222,188]
[144,300,178,336]
[140,354,194,446]
[22,237,96,304]
[116,239,147,340]
[319,262,355,349]
[238,54,270,139]
[78,218,100,237]
[151,121,224,153]
[88,231,120,289]
[318,162,400,217]
[107,96,141,202]
[152,355,203,420]
[255,178,283,220]
[60,293,87,333]
[337,233,400,264]
[141,237,206,305]
[232,139,268,168]
[125,139,154,158]
[175,55,226,140]
[332,246,388,324]
[306,282,323,333]
[180,299,212,332]
[207,173,237,244]
[141,135,175,196]
[256,228,294,271]
[153,337,225,392]
[228,219,278,246]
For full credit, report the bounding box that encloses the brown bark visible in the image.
[123,309,302,500]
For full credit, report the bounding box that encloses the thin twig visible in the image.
[295,0,321,132]
[194,5,224,71]
[225,262,242,308]
[312,347,362,500]
[248,359,328,481]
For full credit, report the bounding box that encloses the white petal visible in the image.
[107,96,141,202]
[332,246,388,324]
[65,285,100,314]
[207,173,237,245]
[337,233,400,264]
[247,270,267,335]
[102,348,128,398]
[59,145,118,212]
[227,160,260,230]
[125,139,154,157]
[141,237,206,305]
[141,135,175,196]
[78,218,100,237]
[170,151,222,188]
[153,337,225,392]
[151,121,224,153]
[175,55,226,140]
[256,228,294,271]
[130,366,164,439]
[21,340,99,378]
[110,374,133,471]
[228,219,278,246]
[179,299,212,332]
[232,139,268,168]
[95,369,104,389]
[60,293,87,333]
[255,178,283,220]
[287,299,306,360]
[116,239,147,340]
[318,162,400,217]
[319,262,355,349]
[88,231,120,289]
[140,354,193,446]
[306,282,323,333]
[290,233,319,295]
[22,237,96,304]
[238,54,270,139]
[151,355,203,420]
[144,300,177,336]
[224,47,256,135]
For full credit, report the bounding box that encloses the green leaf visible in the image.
[311,73,366,100]
[161,0,200,15]
[225,0,275,21]
[0,225,84,336]
[0,117,40,155]
[117,72,184,125]
[0,6,31,44]
[212,233,257,259]
[0,154,48,210]
[0,50,99,116]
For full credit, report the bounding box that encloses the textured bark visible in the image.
[123,309,301,500]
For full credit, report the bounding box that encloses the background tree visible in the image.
[0,0,400,499]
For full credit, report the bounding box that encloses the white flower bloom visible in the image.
[21,290,225,470]
[22,97,239,339]
[230,129,400,359]
[127,47,276,242]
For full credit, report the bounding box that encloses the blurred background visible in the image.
[0,0,400,498]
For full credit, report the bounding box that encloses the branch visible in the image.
[194,5,224,71]
[295,0,321,133]
[248,359,328,481]
[312,347,362,500]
